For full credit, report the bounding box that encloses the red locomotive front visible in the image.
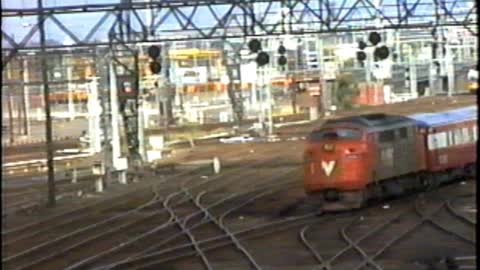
[303,125,371,209]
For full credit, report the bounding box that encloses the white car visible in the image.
[219,135,255,144]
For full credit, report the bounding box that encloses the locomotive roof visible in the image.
[408,106,478,128]
[322,113,417,131]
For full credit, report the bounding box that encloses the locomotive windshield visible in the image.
[308,128,362,141]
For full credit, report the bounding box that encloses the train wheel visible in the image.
[465,163,476,179]
[421,175,438,191]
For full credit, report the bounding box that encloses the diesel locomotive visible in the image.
[304,106,477,210]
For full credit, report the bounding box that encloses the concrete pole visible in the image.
[365,47,372,83]
[67,66,75,120]
[138,94,147,161]
[93,162,105,192]
[7,92,14,144]
[22,58,31,135]
[71,168,77,183]
[258,67,265,132]
[407,45,418,98]
[266,66,273,135]
[109,62,122,170]
[118,171,127,185]
[16,96,22,136]
[446,43,454,96]
[318,37,328,116]
[87,78,102,153]
[90,78,102,153]
[251,63,258,106]
[213,156,221,174]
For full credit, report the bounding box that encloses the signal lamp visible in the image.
[256,51,270,67]
[374,45,390,60]
[147,45,161,59]
[248,39,262,53]
[368,32,381,46]
[278,55,287,66]
[147,45,162,74]
[149,62,162,74]
[358,41,367,50]
[356,51,367,61]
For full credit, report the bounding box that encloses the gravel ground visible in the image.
[2,95,476,270]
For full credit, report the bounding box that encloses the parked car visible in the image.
[219,135,255,144]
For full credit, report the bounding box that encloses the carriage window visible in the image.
[447,131,455,146]
[379,130,395,143]
[398,128,408,139]
[308,128,362,141]
[462,128,471,143]
[428,132,448,150]
[454,129,464,145]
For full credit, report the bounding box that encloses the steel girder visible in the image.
[1,0,477,61]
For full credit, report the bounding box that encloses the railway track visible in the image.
[2,145,293,270]
[86,176,321,270]
[3,139,474,270]
[299,181,476,270]
[1,141,279,228]
[61,164,301,269]
[2,175,105,217]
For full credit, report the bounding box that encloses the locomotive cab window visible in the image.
[378,130,395,143]
[398,127,408,139]
[308,128,362,141]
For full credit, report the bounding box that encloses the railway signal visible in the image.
[356,33,390,64]
[147,45,162,74]
[374,45,390,60]
[256,51,270,67]
[247,39,270,67]
[405,66,411,87]
[356,41,367,62]
[277,43,287,68]
[368,31,381,46]
[248,39,262,53]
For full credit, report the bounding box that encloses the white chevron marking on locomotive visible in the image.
[321,160,336,176]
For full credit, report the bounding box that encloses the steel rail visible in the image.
[418,198,476,246]
[4,147,295,269]
[302,206,410,270]
[0,168,196,236]
[100,212,322,270]
[91,177,300,270]
[162,191,217,270]
[3,179,101,218]
[446,194,476,225]
[350,194,475,270]
[299,225,326,266]
[3,163,219,269]
[65,187,240,270]
[2,189,164,270]
[60,153,292,269]
[187,189,263,270]
[1,190,152,246]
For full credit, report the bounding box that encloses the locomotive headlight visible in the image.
[323,144,335,151]
[344,148,356,154]
[345,148,361,159]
